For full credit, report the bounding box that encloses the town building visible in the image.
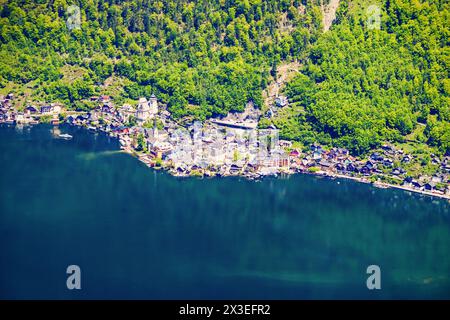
[136,95,158,123]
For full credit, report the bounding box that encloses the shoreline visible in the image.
[330,172,450,201]
[3,122,449,201]
[119,143,450,201]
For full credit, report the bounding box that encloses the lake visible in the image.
[0,124,449,299]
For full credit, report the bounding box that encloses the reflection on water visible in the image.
[77,150,124,161]
[0,124,449,299]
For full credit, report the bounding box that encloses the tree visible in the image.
[136,133,147,152]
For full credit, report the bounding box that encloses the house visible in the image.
[402,155,411,163]
[25,106,38,115]
[51,104,62,114]
[230,164,242,174]
[176,165,187,174]
[4,111,14,122]
[337,148,349,156]
[403,176,413,184]
[289,149,300,158]
[136,97,151,122]
[279,140,292,148]
[370,152,384,162]
[381,144,393,151]
[66,115,76,124]
[411,180,423,189]
[365,161,375,170]
[246,162,258,172]
[89,111,99,123]
[346,162,357,172]
[301,158,309,167]
[360,165,371,175]
[442,161,450,172]
[75,114,88,124]
[431,175,443,183]
[275,96,288,107]
[40,105,53,114]
[424,182,436,191]
[382,158,394,167]
[102,104,113,114]
[118,104,135,122]
[310,143,323,153]
[432,157,441,165]
[319,159,333,169]
[391,168,405,176]
[152,141,173,160]
[99,95,111,103]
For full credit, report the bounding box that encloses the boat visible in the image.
[58,133,73,139]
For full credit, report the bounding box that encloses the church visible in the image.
[136,94,158,123]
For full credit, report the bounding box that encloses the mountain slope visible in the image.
[0,0,322,119]
[273,0,449,155]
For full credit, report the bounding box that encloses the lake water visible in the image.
[0,124,449,299]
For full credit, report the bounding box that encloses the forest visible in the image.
[0,0,321,117]
[0,0,448,155]
[271,0,449,155]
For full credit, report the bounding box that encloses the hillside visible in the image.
[0,0,322,118]
[269,0,449,155]
[0,0,448,156]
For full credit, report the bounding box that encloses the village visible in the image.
[1,92,449,199]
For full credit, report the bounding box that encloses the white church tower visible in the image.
[149,94,158,116]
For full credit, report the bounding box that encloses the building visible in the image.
[99,95,111,103]
[152,141,173,160]
[25,106,38,115]
[51,104,62,114]
[275,96,288,107]
[40,104,61,115]
[424,182,436,191]
[289,149,300,158]
[118,104,135,123]
[136,96,158,123]
[101,104,113,114]
[40,105,52,114]
[149,94,158,115]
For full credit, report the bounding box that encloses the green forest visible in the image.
[271,0,449,155]
[0,0,321,116]
[0,0,449,155]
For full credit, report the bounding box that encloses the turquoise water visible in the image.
[0,124,449,299]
